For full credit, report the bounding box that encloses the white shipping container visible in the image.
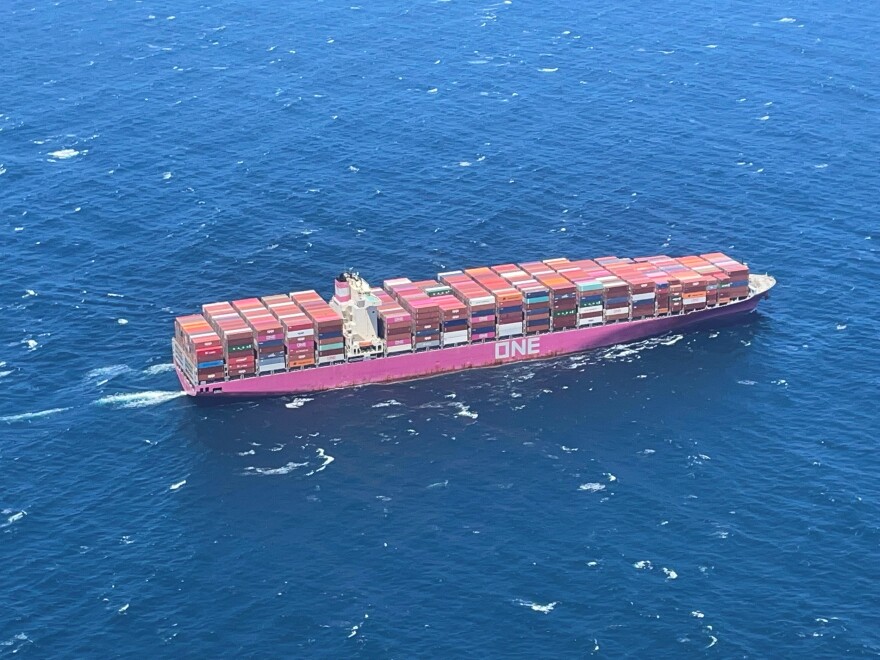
[471,296,495,306]
[415,340,441,349]
[442,332,469,345]
[605,308,629,317]
[578,317,604,326]
[498,322,524,334]
[317,354,346,365]
[387,344,413,354]
[684,296,707,304]
[631,293,656,302]
[287,328,315,339]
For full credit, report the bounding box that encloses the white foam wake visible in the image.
[514,599,557,613]
[372,399,403,408]
[451,402,478,419]
[285,397,313,409]
[86,364,132,382]
[1,407,69,422]
[144,363,175,375]
[578,483,605,493]
[244,461,309,476]
[96,390,185,408]
[306,448,334,476]
[48,148,80,159]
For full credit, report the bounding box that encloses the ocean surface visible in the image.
[2,0,879,655]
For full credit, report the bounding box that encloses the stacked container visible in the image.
[464,267,523,340]
[700,253,750,300]
[173,314,224,385]
[202,301,257,377]
[569,264,630,323]
[548,259,608,326]
[370,288,414,354]
[411,280,469,347]
[534,272,578,330]
[490,264,550,334]
[290,290,346,364]
[384,278,441,350]
[261,294,316,369]
[232,298,286,374]
[437,271,500,339]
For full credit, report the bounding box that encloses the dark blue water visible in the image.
[3,0,879,655]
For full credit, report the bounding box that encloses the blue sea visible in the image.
[2,0,879,655]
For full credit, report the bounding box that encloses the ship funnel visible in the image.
[334,273,352,303]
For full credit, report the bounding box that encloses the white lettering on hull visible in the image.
[495,337,540,360]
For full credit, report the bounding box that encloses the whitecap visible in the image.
[578,483,605,493]
[1,407,69,422]
[452,402,478,419]
[144,363,175,375]
[245,461,308,476]
[162,171,172,180]
[514,599,557,613]
[737,379,757,386]
[814,163,828,169]
[86,364,131,382]
[639,448,656,455]
[1,510,27,527]
[23,289,36,297]
[117,318,129,325]
[48,148,80,160]
[605,473,617,482]
[24,339,38,351]
[96,390,186,408]
[633,560,652,570]
[285,397,313,409]
[427,87,438,94]
[561,446,578,452]
[458,161,472,167]
[705,44,718,48]
[538,67,558,72]
[169,480,186,490]
[778,17,796,23]
[372,399,403,408]
[426,480,448,489]
[118,603,130,613]
[836,324,846,330]
[662,567,678,580]
[758,115,770,121]
[692,610,705,618]
[305,448,334,476]
[107,292,124,298]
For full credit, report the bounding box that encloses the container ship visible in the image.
[172,253,775,397]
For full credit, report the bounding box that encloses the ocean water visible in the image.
[2,0,879,655]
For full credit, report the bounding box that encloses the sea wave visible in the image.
[1,407,69,422]
[144,363,175,375]
[95,391,185,409]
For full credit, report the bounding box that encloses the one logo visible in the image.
[495,337,540,360]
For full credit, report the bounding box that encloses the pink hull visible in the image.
[177,292,767,397]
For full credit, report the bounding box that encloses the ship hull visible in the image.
[177,286,770,398]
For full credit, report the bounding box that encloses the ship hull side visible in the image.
[178,292,766,397]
